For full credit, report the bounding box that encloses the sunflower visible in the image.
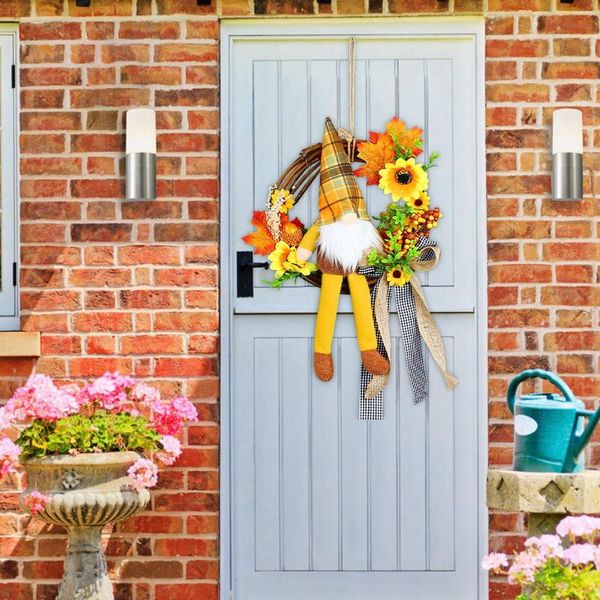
[386,267,411,287]
[270,188,294,214]
[268,241,316,278]
[406,191,430,212]
[378,157,428,203]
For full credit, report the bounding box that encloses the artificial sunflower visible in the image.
[406,191,430,212]
[268,241,316,278]
[270,188,294,214]
[386,267,411,287]
[378,157,428,203]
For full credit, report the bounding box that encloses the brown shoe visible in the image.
[314,352,334,382]
[361,349,390,376]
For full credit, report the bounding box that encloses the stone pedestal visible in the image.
[487,469,600,536]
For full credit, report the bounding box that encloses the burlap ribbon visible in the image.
[364,245,458,402]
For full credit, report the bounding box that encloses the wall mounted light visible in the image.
[75,0,91,6]
[126,108,156,201]
[552,108,583,201]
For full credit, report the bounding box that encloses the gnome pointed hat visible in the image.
[318,118,369,226]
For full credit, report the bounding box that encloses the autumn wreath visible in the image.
[243,117,443,291]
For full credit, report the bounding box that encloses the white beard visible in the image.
[317,219,383,273]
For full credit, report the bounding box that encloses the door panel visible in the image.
[223,21,484,600]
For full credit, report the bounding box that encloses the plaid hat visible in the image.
[318,118,369,226]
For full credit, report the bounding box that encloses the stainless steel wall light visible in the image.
[552,108,583,201]
[126,108,157,200]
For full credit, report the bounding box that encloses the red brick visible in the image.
[69,268,131,287]
[488,221,550,239]
[119,21,180,38]
[155,357,216,377]
[487,84,549,103]
[70,358,132,377]
[154,538,217,557]
[489,309,549,328]
[486,108,516,127]
[155,584,218,600]
[71,88,150,108]
[186,559,219,580]
[20,111,81,131]
[21,223,66,242]
[155,89,218,108]
[488,264,551,284]
[86,21,115,39]
[187,515,218,535]
[20,22,81,40]
[85,336,115,355]
[20,157,81,176]
[543,62,600,80]
[556,84,592,102]
[553,38,591,57]
[487,129,546,149]
[485,61,517,81]
[156,0,217,13]
[154,492,218,512]
[487,175,550,195]
[20,133,65,153]
[186,65,218,85]
[121,65,182,85]
[556,309,591,328]
[118,246,181,265]
[556,265,593,283]
[73,312,132,332]
[71,134,123,152]
[538,15,598,34]
[71,223,131,242]
[122,335,184,355]
[543,242,600,261]
[154,268,217,287]
[20,90,65,110]
[85,291,116,310]
[185,291,218,309]
[154,223,218,242]
[0,583,33,599]
[20,44,64,63]
[486,40,548,58]
[117,515,183,534]
[71,44,95,63]
[21,314,69,333]
[185,246,218,264]
[541,286,598,307]
[120,290,180,310]
[188,110,219,129]
[88,67,116,85]
[67,0,133,16]
[186,21,219,39]
[158,134,218,153]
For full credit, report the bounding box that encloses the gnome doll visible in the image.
[297,118,390,382]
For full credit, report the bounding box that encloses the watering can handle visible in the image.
[507,369,577,414]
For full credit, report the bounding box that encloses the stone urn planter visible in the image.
[21,451,150,600]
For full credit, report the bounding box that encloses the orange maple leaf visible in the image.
[353,133,396,185]
[385,117,423,158]
[242,211,276,255]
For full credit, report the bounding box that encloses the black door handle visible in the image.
[237,251,269,297]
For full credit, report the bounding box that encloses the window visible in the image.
[0,25,18,330]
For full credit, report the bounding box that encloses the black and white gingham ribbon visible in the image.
[358,238,437,420]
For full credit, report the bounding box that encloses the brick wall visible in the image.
[0,0,598,599]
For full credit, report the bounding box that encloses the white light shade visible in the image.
[126,108,156,154]
[552,108,583,154]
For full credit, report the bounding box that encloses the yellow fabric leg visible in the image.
[347,273,377,351]
[314,274,343,354]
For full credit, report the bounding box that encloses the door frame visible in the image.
[219,17,488,599]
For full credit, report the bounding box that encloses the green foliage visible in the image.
[516,560,600,600]
[17,411,161,459]
[264,271,305,288]
[422,151,440,172]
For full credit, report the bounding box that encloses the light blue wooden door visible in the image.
[221,20,485,600]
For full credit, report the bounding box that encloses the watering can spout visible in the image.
[570,406,600,462]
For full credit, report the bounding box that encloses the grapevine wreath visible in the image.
[243,117,457,419]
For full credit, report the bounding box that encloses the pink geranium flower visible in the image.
[3,374,78,425]
[22,491,50,515]
[152,397,198,436]
[0,438,21,476]
[563,543,597,566]
[481,552,508,571]
[556,515,600,539]
[155,435,182,467]
[127,458,158,490]
[78,372,136,412]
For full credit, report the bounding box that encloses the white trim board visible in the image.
[220,17,488,599]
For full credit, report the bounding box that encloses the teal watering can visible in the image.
[507,369,600,473]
